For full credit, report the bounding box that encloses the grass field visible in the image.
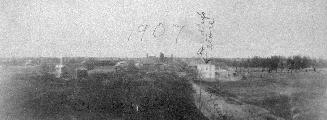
[0,66,208,120]
[196,69,327,120]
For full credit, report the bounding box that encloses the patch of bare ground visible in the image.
[192,82,284,120]
[194,70,327,120]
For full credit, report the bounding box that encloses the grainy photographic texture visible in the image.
[1,0,327,120]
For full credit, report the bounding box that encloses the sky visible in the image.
[0,0,326,58]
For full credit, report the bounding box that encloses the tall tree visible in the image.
[159,52,165,63]
[268,56,280,72]
[293,55,302,70]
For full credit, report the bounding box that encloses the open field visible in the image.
[0,66,207,120]
[195,69,327,120]
[1,61,326,120]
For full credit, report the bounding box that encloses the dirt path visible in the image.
[192,82,284,120]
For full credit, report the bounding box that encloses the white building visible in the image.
[115,61,129,67]
[197,64,215,79]
[55,57,68,78]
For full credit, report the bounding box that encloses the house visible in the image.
[196,64,215,79]
[183,58,215,80]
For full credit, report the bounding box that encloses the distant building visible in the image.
[141,56,159,68]
[25,60,35,67]
[134,62,143,68]
[197,64,215,79]
[55,57,69,78]
[154,63,166,71]
[115,61,128,67]
[114,61,129,71]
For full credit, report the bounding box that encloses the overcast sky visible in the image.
[0,0,326,58]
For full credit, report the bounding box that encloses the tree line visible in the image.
[236,55,324,72]
[211,55,327,73]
